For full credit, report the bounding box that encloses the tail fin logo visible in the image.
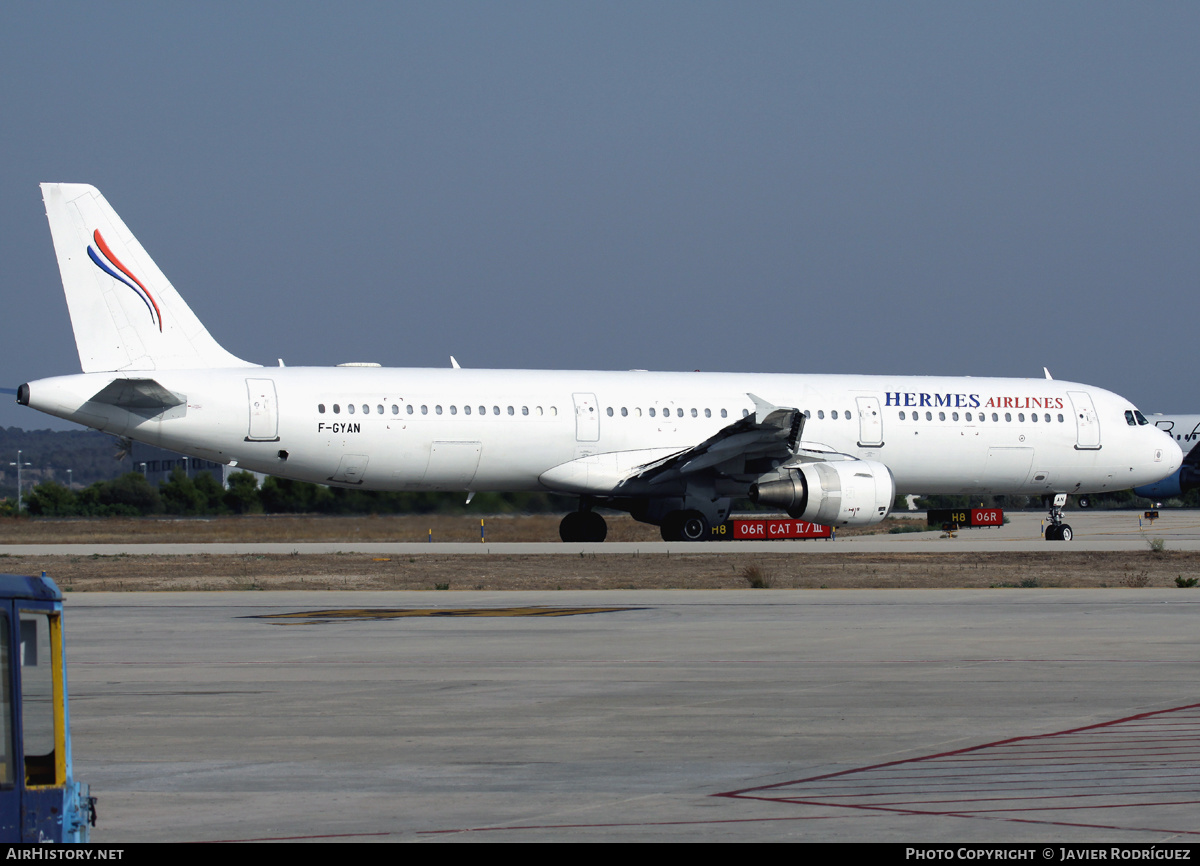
[87,229,163,332]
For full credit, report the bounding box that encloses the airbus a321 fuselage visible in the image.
[18,184,1181,542]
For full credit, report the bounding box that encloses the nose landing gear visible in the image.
[1044,493,1073,541]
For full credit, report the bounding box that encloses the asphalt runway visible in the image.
[65,588,1200,842]
[5,510,1199,555]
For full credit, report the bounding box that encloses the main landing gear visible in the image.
[559,509,607,543]
[1044,493,1073,541]
[659,510,710,542]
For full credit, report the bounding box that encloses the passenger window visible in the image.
[436,405,443,415]
[493,406,500,415]
[348,404,355,414]
[377,405,384,414]
[550,407,557,416]
[451,405,458,415]
[464,405,471,415]
[804,410,811,419]
[1005,413,1012,422]
[649,408,656,417]
[536,406,543,416]
[899,411,906,420]
[422,405,428,415]
[992,413,999,422]
[621,407,628,417]
[606,407,613,417]
[721,409,728,418]
[318,404,326,414]
[938,412,945,421]
[831,410,838,420]
[925,411,932,421]
[479,406,486,416]
[1058,414,1064,422]
[690,408,697,418]
[362,404,369,415]
[392,404,399,414]
[1030,412,1037,422]
[951,412,958,421]
[508,406,514,415]
[846,410,852,419]
[1044,414,1050,423]
[704,408,711,418]
[522,406,529,415]
[742,409,750,418]
[1017,413,1024,422]
[635,408,642,417]
[406,404,413,415]
[818,410,825,419]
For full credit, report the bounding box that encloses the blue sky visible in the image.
[2,2,1197,432]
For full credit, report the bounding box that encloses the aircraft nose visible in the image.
[1155,431,1184,474]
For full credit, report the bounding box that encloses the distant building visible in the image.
[129,443,265,488]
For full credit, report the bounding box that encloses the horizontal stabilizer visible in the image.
[89,378,185,410]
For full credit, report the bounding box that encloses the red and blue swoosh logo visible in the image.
[87,229,162,331]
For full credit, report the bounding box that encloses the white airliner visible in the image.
[17,184,1182,542]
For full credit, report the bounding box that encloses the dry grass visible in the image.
[0,550,1189,592]
[1,515,1197,593]
[0,514,927,545]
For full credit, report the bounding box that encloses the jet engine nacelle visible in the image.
[748,460,895,527]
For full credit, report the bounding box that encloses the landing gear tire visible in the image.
[660,510,710,542]
[1045,524,1061,541]
[559,511,607,542]
[679,511,710,542]
[1059,523,1073,541]
[1078,496,1091,509]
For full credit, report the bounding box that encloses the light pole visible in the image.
[67,469,73,489]
[9,451,31,513]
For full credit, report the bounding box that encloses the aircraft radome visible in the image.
[18,184,1182,542]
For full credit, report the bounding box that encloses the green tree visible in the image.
[159,468,204,515]
[223,471,262,514]
[25,480,79,516]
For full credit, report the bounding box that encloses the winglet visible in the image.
[747,392,776,425]
[1044,367,1053,380]
[450,356,461,369]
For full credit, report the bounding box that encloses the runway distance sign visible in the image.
[926,508,1004,528]
[719,519,833,540]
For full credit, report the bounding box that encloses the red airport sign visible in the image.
[720,519,833,540]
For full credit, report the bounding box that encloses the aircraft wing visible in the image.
[539,393,863,495]
[625,393,805,486]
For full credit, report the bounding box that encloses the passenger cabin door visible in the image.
[245,378,280,442]
[1068,391,1102,450]
[573,393,600,442]
[856,396,884,447]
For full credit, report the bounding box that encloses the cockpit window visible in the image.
[1125,410,1137,426]
[1134,410,1148,426]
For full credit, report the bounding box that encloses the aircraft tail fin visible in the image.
[40,183,256,372]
